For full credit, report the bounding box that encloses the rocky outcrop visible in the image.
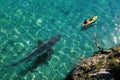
[65,46,120,80]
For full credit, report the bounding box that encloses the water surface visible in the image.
[0,0,120,80]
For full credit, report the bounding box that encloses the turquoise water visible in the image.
[0,0,120,80]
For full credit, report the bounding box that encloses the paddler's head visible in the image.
[84,20,88,24]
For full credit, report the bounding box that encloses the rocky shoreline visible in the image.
[65,46,120,80]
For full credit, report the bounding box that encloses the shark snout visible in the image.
[47,34,61,47]
[55,34,61,40]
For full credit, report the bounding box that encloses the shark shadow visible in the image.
[3,34,61,72]
[18,49,53,76]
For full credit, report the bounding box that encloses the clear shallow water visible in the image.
[0,0,120,80]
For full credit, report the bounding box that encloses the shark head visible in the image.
[37,34,61,47]
[36,34,61,50]
[43,34,61,48]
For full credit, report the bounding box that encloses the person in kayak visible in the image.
[83,17,94,24]
[82,16,98,27]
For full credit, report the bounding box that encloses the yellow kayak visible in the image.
[82,16,98,27]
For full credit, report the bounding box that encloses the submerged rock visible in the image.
[65,46,120,80]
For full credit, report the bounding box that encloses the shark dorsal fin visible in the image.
[37,40,43,46]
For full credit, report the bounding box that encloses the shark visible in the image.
[6,34,61,68]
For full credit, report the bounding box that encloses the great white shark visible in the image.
[5,34,61,68]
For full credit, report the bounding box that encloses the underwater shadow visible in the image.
[18,49,54,76]
[64,68,75,80]
[81,24,94,31]
[81,22,97,31]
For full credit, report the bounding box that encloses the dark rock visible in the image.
[65,46,120,80]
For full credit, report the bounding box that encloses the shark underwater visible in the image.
[5,34,61,68]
